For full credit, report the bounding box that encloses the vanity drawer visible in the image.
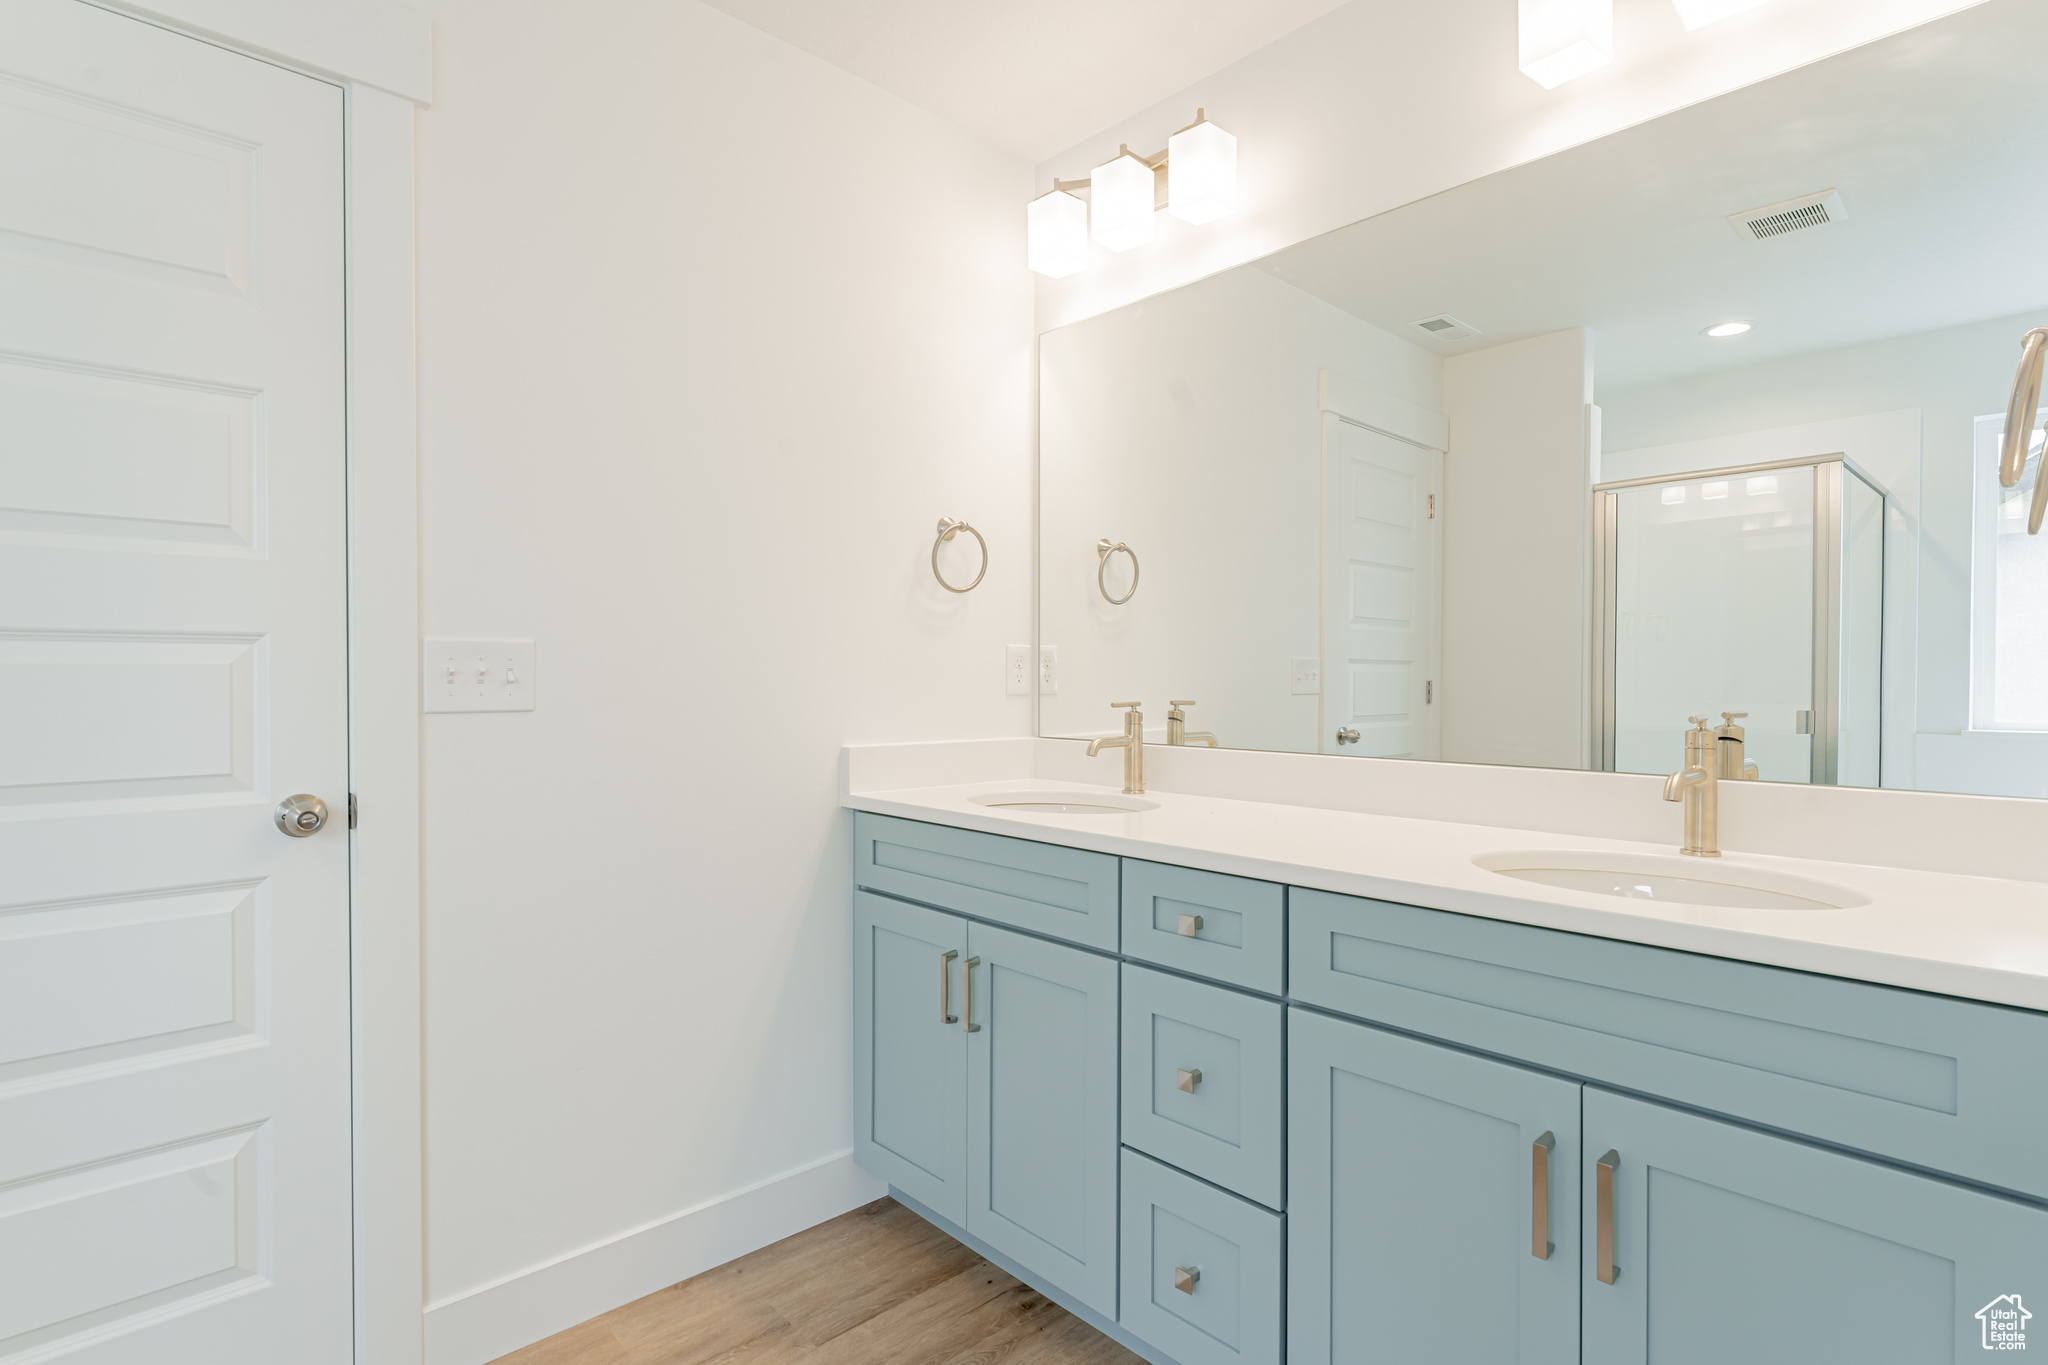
[1121,859,1284,994]
[1119,1147,1283,1365]
[1122,964,1284,1208]
[852,812,1118,951]
[1290,888,2048,1199]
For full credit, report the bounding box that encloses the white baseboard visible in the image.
[422,1150,886,1365]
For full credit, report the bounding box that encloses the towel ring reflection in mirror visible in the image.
[932,518,987,593]
[1097,538,1139,605]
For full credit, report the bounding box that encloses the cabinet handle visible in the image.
[1176,1067,1202,1094]
[1174,1266,1200,1295]
[938,949,958,1025]
[1596,1149,1620,1285]
[1531,1131,1554,1260]
[1177,913,1203,938]
[962,956,981,1033]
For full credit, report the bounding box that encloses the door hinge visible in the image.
[347,793,357,829]
[1427,494,1435,519]
[1426,680,1433,704]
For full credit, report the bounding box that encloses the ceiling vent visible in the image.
[1728,188,1847,241]
[1409,313,1481,343]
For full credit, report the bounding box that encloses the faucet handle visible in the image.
[1169,700,1196,708]
[1111,700,1141,710]
[1687,715,1711,728]
[1720,711,1748,723]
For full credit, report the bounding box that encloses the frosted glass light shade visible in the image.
[1089,151,1155,252]
[1168,118,1236,225]
[1671,0,1767,29]
[1518,0,1612,89]
[1027,189,1088,278]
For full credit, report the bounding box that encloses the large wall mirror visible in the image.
[1039,0,2048,800]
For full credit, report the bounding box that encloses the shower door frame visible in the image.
[1591,452,1888,784]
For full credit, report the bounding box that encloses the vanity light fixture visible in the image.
[1026,188,1089,279]
[1090,146,1156,252]
[1027,110,1237,276]
[1671,0,1768,29]
[1167,112,1237,224]
[1703,320,1752,337]
[1519,0,1612,89]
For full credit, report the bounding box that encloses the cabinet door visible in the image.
[1290,1009,1582,1365]
[1584,1088,2048,1364]
[853,891,967,1222]
[965,921,1121,1318]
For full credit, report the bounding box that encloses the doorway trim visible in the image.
[81,3,433,1362]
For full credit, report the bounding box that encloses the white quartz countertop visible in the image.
[844,776,2048,1012]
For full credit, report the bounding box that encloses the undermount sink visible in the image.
[1472,850,1868,911]
[968,790,1160,815]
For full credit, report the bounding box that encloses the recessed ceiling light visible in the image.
[1703,320,1752,338]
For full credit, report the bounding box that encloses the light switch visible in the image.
[1291,657,1321,695]
[1005,645,1031,696]
[1040,646,1059,695]
[425,639,535,713]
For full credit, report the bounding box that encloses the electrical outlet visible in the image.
[1291,657,1321,695]
[1039,646,1059,695]
[425,639,536,712]
[1005,644,1031,696]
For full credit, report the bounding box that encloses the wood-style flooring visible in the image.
[492,1198,1144,1365]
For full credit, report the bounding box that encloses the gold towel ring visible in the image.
[933,518,987,593]
[1097,539,1139,605]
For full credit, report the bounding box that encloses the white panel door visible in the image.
[1322,415,1439,758]
[0,3,351,1362]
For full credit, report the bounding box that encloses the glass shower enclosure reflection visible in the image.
[1594,454,1886,786]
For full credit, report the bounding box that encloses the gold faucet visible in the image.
[1662,716,1720,857]
[1087,701,1145,794]
[1714,711,1761,781]
[1166,700,1217,747]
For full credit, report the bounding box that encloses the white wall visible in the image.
[1031,0,1987,333]
[1038,265,1439,754]
[1601,308,2048,757]
[1441,329,1595,769]
[411,2,1033,1360]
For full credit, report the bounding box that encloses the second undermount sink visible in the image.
[968,790,1160,815]
[1472,850,1868,911]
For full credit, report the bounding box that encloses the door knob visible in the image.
[275,794,329,837]
[1336,727,1360,745]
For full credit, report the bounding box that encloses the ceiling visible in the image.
[1253,0,2048,391]
[694,0,1351,163]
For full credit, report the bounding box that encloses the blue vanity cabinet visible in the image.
[964,920,1122,1319]
[1289,1008,1583,1365]
[852,891,969,1223]
[1581,1088,2048,1365]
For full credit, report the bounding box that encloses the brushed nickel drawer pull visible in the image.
[1531,1131,1555,1260]
[1177,913,1203,938]
[1176,1067,1202,1094]
[939,949,958,1025]
[962,956,981,1033]
[1174,1265,1200,1294]
[1596,1149,1620,1285]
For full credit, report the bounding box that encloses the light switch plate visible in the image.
[1039,646,1059,695]
[1291,657,1321,695]
[425,639,535,712]
[1005,644,1031,696]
